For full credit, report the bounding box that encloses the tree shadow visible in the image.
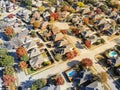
[67,60,80,68]
[0,32,9,41]
[8,52,19,63]
[21,80,35,89]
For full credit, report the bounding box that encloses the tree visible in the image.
[117,18,120,24]
[32,21,41,28]
[100,5,107,12]
[20,55,29,62]
[66,50,78,59]
[50,12,59,20]
[5,26,15,38]
[38,6,46,12]
[19,61,28,70]
[56,75,65,85]
[77,2,85,7]
[83,17,89,25]
[81,58,93,67]
[30,31,36,37]
[99,72,108,83]
[16,47,28,58]
[0,48,8,56]
[55,54,62,61]
[30,85,37,90]
[4,66,14,75]
[22,0,32,10]
[31,79,47,89]
[3,75,16,86]
[85,40,91,48]
[0,55,14,67]
[95,8,102,14]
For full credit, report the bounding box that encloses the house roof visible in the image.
[29,54,44,69]
[20,36,32,44]
[54,33,64,41]
[10,37,23,48]
[29,47,41,58]
[60,39,69,47]
[17,30,29,39]
[82,8,90,14]
[23,41,37,51]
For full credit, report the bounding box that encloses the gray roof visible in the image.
[23,41,37,50]
[29,47,41,58]
[40,85,60,90]
[17,30,29,39]
[10,37,23,48]
[29,54,44,68]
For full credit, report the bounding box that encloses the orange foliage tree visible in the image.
[100,72,108,83]
[19,61,28,70]
[81,58,93,67]
[85,40,91,48]
[50,12,59,20]
[5,26,15,37]
[16,47,28,57]
[3,75,16,86]
[56,76,65,85]
[66,50,78,59]
[83,17,89,25]
[32,21,41,28]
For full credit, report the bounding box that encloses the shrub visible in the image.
[30,31,36,37]
[100,38,105,44]
[42,61,51,66]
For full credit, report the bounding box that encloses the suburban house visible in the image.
[29,54,44,69]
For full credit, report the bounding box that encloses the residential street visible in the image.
[17,34,118,90]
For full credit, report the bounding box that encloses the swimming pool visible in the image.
[109,51,118,57]
[68,70,77,77]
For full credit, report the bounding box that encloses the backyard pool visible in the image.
[109,51,118,57]
[68,70,77,77]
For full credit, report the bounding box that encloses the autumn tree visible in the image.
[3,75,16,86]
[32,21,41,28]
[81,58,93,67]
[19,61,28,71]
[66,50,78,59]
[16,47,28,58]
[83,17,89,25]
[5,26,15,38]
[85,40,91,48]
[50,12,59,21]
[99,72,108,83]
[56,75,65,85]
[4,66,15,75]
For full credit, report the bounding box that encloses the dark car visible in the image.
[114,66,120,76]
